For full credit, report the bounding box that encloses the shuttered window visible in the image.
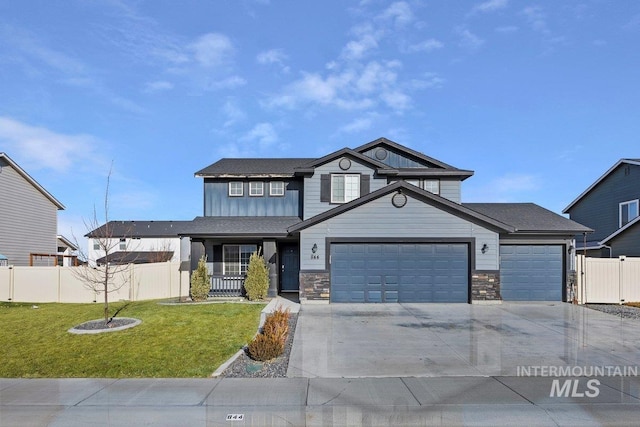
[331,174,360,203]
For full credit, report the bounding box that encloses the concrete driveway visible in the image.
[287,303,640,378]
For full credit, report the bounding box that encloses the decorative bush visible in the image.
[247,333,284,362]
[247,306,291,362]
[190,256,210,302]
[244,250,269,301]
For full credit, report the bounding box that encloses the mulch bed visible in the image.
[221,313,297,378]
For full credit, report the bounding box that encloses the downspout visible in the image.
[601,244,613,258]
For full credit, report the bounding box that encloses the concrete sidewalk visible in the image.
[1,377,639,426]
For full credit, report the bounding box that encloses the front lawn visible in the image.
[0,300,264,378]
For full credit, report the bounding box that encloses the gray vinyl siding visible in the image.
[567,164,640,242]
[0,160,58,266]
[609,225,640,257]
[303,159,386,220]
[203,179,302,217]
[440,180,461,203]
[299,192,499,271]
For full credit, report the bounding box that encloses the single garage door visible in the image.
[500,245,563,301]
[330,243,469,303]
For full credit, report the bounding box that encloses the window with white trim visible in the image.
[119,238,126,250]
[331,174,360,203]
[93,240,100,250]
[270,181,285,196]
[422,179,440,195]
[620,199,639,227]
[228,182,243,197]
[223,244,257,275]
[249,181,264,196]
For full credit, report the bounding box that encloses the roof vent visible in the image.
[375,147,388,160]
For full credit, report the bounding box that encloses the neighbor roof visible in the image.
[96,251,174,265]
[195,158,313,177]
[464,203,593,234]
[180,216,302,237]
[563,158,640,213]
[86,220,192,238]
[0,152,65,210]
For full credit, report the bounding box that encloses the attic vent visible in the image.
[339,157,351,171]
[625,165,631,176]
[375,148,388,160]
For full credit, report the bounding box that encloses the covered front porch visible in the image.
[178,216,302,298]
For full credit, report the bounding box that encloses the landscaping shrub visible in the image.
[244,250,269,301]
[190,256,210,302]
[247,306,291,362]
[247,333,284,362]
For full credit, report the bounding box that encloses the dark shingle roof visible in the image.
[463,203,593,234]
[180,216,302,237]
[86,221,192,238]
[195,158,314,177]
[96,251,174,265]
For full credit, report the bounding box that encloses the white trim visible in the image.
[330,173,360,204]
[228,182,243,197]
[269,181,285,196]
[619,199,639,228]
[249,181,264,197]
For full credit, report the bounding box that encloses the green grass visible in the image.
[0,300,265,378]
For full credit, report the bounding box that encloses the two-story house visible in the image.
[178,137,590,303]
[0,153,65,266]
[563,159,640,257]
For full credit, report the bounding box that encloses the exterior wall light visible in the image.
[312,243,318,254]
[481,244,489,254]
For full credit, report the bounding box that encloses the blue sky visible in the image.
[1,0,639,243]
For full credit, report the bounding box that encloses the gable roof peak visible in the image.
[353,137,459,170]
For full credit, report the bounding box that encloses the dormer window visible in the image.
[620,199,639,227]
[331,174,360,203]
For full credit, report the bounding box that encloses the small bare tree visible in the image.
[73,164,137,323]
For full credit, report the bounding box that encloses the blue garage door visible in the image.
[500,245,563,301]
[330,243,469,303]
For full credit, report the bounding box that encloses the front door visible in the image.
[280,244,300,292]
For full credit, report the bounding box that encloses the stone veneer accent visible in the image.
[299,271,331,301]
[471,270,501,301]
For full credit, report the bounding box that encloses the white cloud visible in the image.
[144,80,174,93]
[221,99,247,128]
[257,49,288,67]
[0,116,102,174]
[380,90,410,111]
[456,27,485,49]
[495,25,518,33]
[411,72,445,89]
[407,39,444,53]
[338,117,373,134]
[189,33,234,68]
[378,2,414,28]
[341,31,379,61]
[206,76,246,91]
[521,6,549,35]
[241,123,278,148]
[473,0,508,13]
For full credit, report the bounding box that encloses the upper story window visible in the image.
[228,182,243,197]
[620,199,639,227]
[249,182,264,197]
[270,181,285,196]
[93,240,100,250]
[405,179,440,195]
[332,174,360,203]
[119,238,126,250]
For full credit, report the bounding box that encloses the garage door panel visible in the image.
[500,245,563,301]
[331,243,468,303]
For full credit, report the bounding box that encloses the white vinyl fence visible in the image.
[575,255,640,304]
[0,262,187,303]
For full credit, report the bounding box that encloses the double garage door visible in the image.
[500,245,563,301]
[330,243,469,303]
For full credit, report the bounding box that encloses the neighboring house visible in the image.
[85,220,191,266]
[0,153,65,266]
[563,158,640,257]
[178,137,590,303]
[57,235,79,266]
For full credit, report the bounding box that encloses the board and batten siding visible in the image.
[303,159,387,220]
[0,160,59,266]
[299,193,499,271]
[203,179,302,217]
